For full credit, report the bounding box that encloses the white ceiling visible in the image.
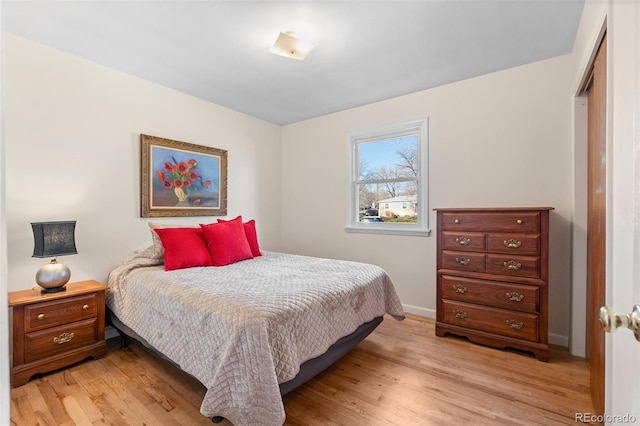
[2,1,584,125]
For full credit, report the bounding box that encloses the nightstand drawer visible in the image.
[25,294,98,332]
[25,318,99,363]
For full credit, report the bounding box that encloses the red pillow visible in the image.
[218,216,262,257]
[153,227,213,271]
[201,220,254,266]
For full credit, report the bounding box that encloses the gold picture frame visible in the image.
[140,134,227,217]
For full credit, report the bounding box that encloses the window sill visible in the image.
[344,225,431,237]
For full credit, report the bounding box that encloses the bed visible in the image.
[106,247,405,425]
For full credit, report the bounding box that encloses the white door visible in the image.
[604,0,640,421]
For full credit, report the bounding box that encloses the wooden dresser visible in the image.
[9,280,106,387]
[434,207,553,361]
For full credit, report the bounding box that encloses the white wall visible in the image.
[281,55,574,345]
[3,23,581,351]
[4,34,283,291]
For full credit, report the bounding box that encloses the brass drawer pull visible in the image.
[516,219,523,224]
[503,239,522,249]
[82,304,89,310]
[455,237,471,246]
[455,257,471,266]
[503,260,521,270]
[506,320,524,330]
[506,292,524,302]
[53,332,75,344]
[453,285,468,294]
[37,313,45,320]
[453,310,467,319]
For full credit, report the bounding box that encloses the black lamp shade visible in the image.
[31,221,78,258]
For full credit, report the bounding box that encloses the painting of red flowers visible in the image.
[140,134,227,217]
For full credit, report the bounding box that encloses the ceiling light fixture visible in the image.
[269,31,315,61]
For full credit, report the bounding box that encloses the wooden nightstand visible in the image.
[9,280,107,387]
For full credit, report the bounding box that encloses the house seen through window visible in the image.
[346,119,429,236]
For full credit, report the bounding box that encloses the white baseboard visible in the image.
[548,333,569,348]
[402,304,436,318]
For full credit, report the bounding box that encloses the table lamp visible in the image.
[31,221,77,293]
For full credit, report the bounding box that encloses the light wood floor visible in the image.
[10,314,594,425]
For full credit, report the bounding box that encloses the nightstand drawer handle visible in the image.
[453,285,468,294]
[53,332,75,344]
[455,237,471,246]
[504,260,522,270]
[453,310,467,319]
[517,219,523,224]
[454,219,460,224]
[506,320,524,330]
[82,304,89,310]
[506,292,524,302]
[455,257,471,266]
[503,239,522,248]
[37,313,45,320]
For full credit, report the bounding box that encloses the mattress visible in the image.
[106,248,405,425]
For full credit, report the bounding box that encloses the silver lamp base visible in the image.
[36,257,70,293]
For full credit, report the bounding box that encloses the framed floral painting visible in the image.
[140,134,227,217]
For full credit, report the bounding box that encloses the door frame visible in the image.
[571,15,607,360]
[574,22,607,416]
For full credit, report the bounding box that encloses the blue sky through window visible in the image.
[359,135,418,177]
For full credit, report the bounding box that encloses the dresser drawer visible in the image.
[442,231,485,252]
[440,276,539,313]
[441,251,485,272]
[441,212,540,233]
[25,318,99,363]
[487,233,540,255]
[486,254,540,278]
[442,300,539,341]
[25,294,98,332]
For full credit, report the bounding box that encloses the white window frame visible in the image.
[345,119,430,237]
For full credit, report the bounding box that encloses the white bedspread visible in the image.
[106,249,404,425]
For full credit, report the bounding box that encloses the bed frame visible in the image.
[106,309,383,422]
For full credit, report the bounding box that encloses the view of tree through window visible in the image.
[357,135,419,223]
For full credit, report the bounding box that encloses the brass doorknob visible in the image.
[599,305,640,342]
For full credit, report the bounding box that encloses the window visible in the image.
[346,119,429,236]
